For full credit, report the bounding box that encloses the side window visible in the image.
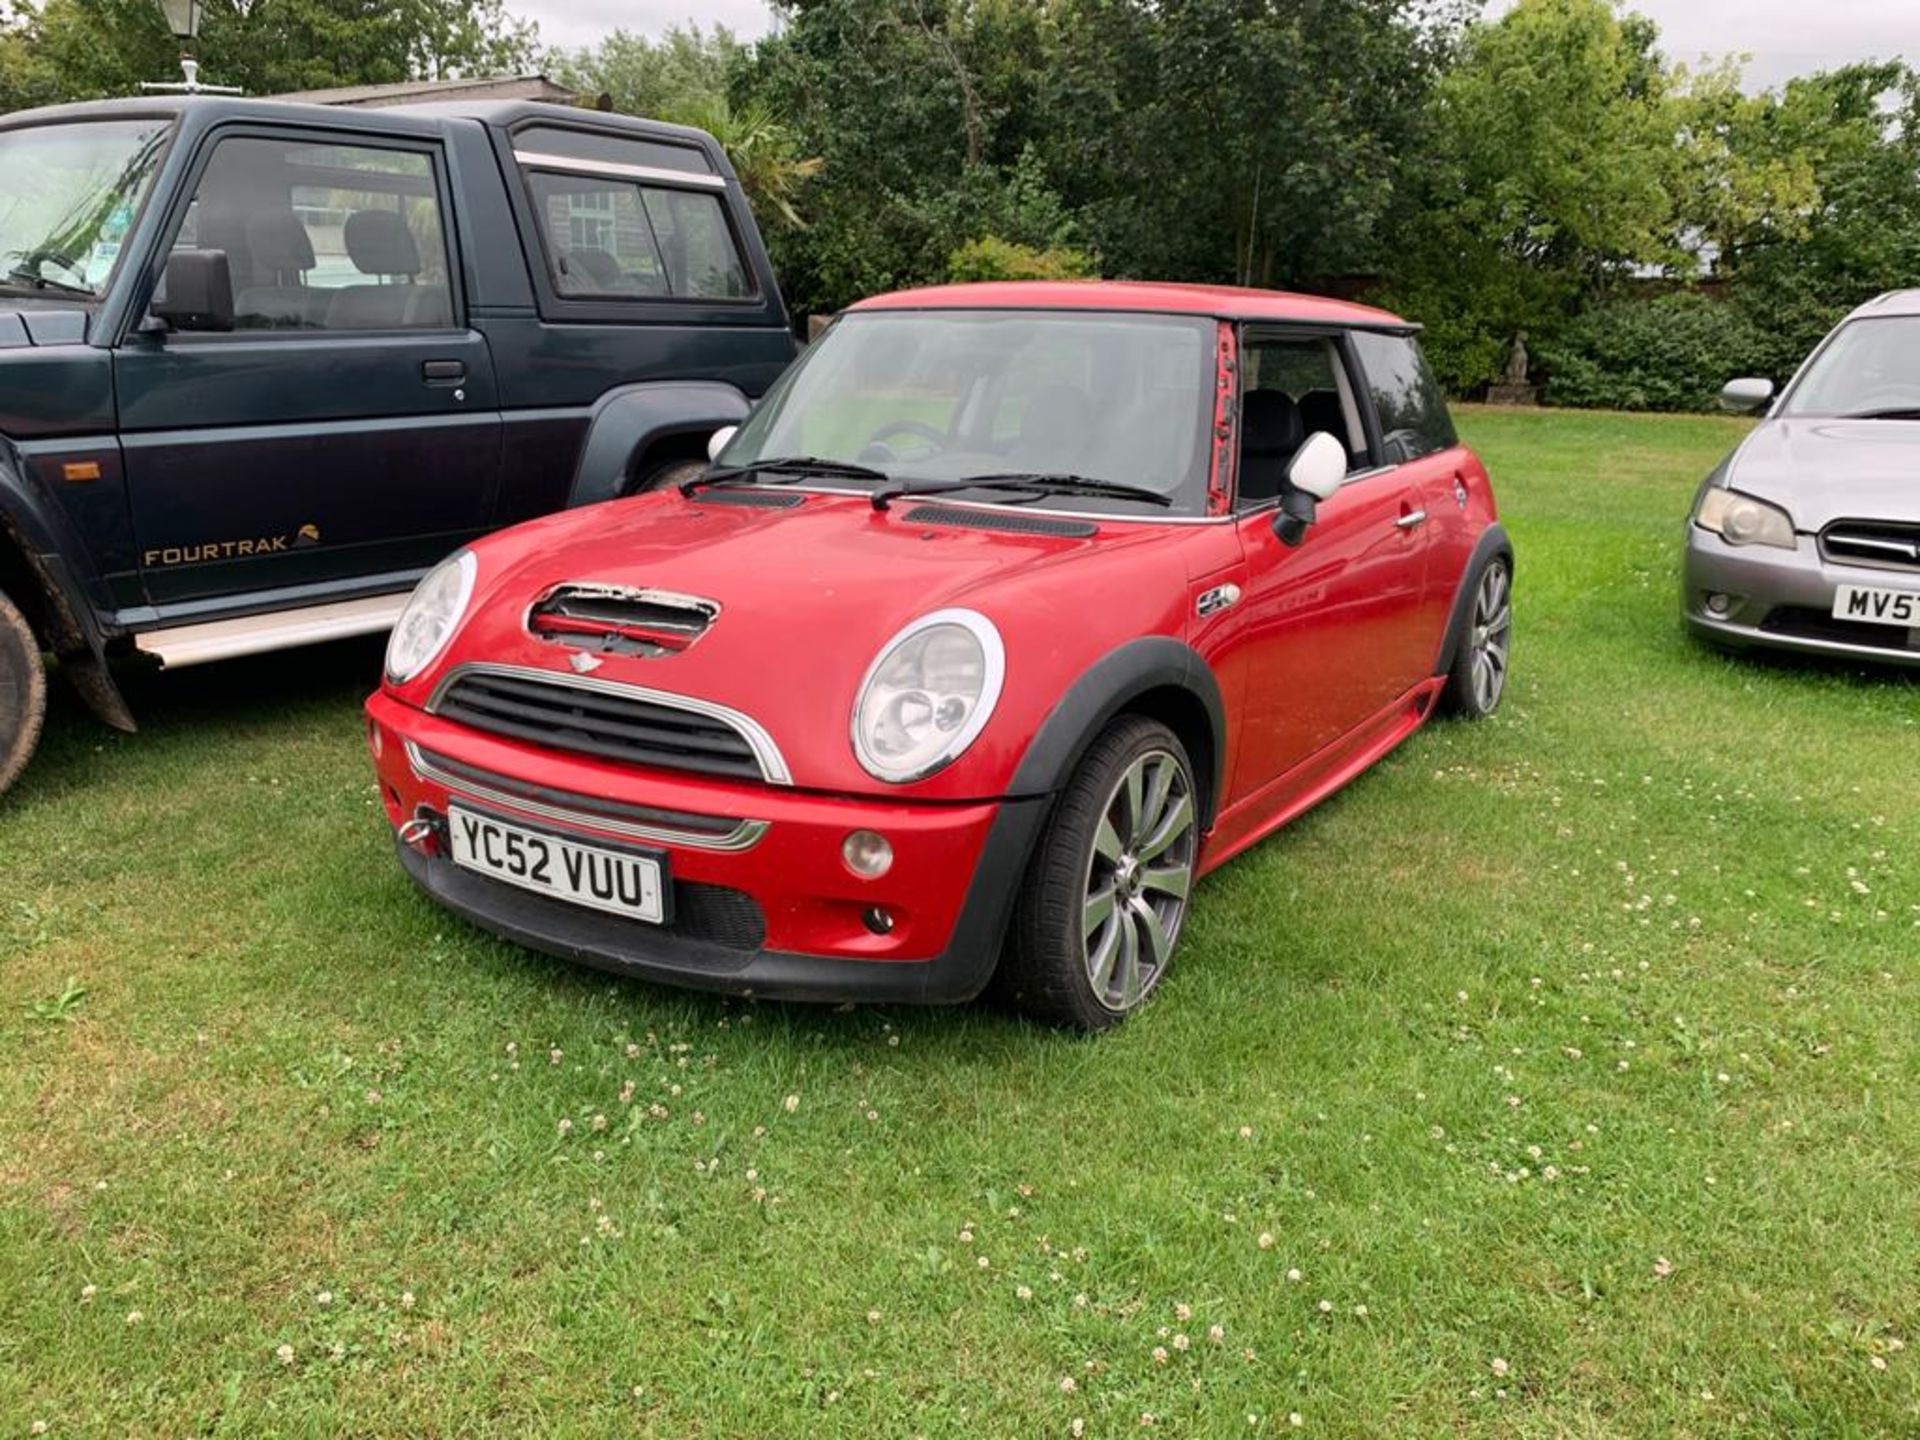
[514,128,752,303]
[1350,331,1457,463]
[1237,334,1365,508]
[160,134,453,332]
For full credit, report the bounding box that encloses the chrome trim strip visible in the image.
[513,151,727,189]
[426,661,793,786]
[134,593,408,669]
[406,741,769,852]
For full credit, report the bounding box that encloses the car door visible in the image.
[113,125,502,605]
[1226,329,1435,800]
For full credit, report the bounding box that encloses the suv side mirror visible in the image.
[707,425,738,463]
[151,250,235,333]
[1719,377,1774,414]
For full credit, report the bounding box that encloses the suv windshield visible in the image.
[0,119,174,299]
[718,309,1218,514]
[1783,316,1920,418]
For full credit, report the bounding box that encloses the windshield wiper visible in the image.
[4,267,93,299]
[680,455,892,497]
[870,472,1175,512]
[1840,407,1920,420]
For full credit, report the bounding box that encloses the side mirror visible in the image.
[707,425,739,463]
[151,249,234,333]
[1719,378,1774,415]
[1286,431,1347,501]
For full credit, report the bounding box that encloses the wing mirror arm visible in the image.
[1272,488,1317,547]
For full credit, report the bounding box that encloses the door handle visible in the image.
[422,360,466,386]
[1395,508,1428,530]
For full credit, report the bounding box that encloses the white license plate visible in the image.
[1833,584,1920,629]
[448,806,667,923]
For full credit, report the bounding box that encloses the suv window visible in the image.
[515,125,752,305]
[1350,331,1456,463]
[161,135,453,332]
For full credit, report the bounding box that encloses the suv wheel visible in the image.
[0,587,47,797]
[1002,716,1198,1031]
[627,457,708,495]
[1441,555,1512,719]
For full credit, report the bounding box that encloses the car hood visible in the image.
[417,489,1199,797]
[1728,417,1920,529]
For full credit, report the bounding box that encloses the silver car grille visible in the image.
[1820,520,1920,573]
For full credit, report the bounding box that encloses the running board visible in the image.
[134,593,408,669]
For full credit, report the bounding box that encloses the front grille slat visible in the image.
[1820,519,1920,574]
[432,667,772,782]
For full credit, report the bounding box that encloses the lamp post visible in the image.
[140,0,243,95]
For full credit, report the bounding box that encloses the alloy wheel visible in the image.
[1081,748,1196,1012]
[1467,561,1512,712]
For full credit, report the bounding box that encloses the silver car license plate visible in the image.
[1833,584,1920,629]
[448,806,667,923]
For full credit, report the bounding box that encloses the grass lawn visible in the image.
[3,406,1917,1436]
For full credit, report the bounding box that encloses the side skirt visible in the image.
[1197,676,1444,876]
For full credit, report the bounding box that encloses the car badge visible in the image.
[567,651,604,675]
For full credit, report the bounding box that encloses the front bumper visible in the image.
[365,691,1048,1003]
[1682,525,1920,669]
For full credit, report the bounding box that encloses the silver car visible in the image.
[1685,289,1920,668]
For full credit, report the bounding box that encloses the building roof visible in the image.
[848,279,1413,329]
[271,74,576,108]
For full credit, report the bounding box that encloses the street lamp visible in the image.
[140,0,242,95]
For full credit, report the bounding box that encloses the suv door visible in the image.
[114,127,501,605]
[1226,329,1436,799]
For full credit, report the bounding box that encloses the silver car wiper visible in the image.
[680,456,892,497]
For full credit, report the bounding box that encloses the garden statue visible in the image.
[1504,330,1530,386]
[1489,329,1540,405]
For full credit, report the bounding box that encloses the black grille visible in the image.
[696,489,806,509]
[1820,520,1920,573]
[672,881,767,951]
[902,504,1099,538]
[1761,606,1919,650]
[416,748,744,837]
[435,671,765,781]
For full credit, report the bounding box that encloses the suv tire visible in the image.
[628,457,708,495]
[1001,716,1199,1031]
[0,587,47,798]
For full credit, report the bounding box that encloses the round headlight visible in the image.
[852,609,1005,783]
[385,550,477,684]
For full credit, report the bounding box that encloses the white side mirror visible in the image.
[1719,378,1774,415]
[1286,431,1347,501]
[707,425,739,463]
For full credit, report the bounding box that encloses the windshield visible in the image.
[0,119,174,299]
[1783,316,1920,417]
[719,309,1218,514]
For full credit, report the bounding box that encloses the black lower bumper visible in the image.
[395,795,1052,1005]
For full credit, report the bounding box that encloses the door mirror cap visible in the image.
[707,425,739,463]
[1720,377,1775,414]
[1286,431,1347,501]
[151,249,235,333]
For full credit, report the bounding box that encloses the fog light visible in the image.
[1705,592,1733,617]
[842,829,893,878]
[862,906,895,935]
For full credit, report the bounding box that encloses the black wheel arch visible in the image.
[1006,636,1227,832]
[565,380,754,508]
[1433,523,1514,677]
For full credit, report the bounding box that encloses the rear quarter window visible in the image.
[1351,331,1457,463]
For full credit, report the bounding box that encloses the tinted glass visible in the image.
[165,136,451,331]
[721,310,1216,515]
[0,119,172,297]
[1782,317,1920,417]
[525,172,750,300]
[1351,331,1457,463]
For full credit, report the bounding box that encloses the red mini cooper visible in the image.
[365,282,1511,1029]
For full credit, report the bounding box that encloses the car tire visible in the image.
[0,587,47,798]
[1000,716,1199,1031]
[627,457,708,495]
[1440,554,1512,719]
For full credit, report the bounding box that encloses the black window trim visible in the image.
[121,120,467,346]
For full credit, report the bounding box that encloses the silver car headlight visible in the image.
[385,549,477,684]
[1694,488,1796,550]
[852,609,1005,783]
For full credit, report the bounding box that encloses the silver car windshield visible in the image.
[1784,316,1920,418]
[719,309,1218,515]
[0,119,174,299]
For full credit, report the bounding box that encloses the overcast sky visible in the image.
[519,0,1913,91]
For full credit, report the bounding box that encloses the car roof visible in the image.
[848,279,1415,330]
[1847,289,1920,321]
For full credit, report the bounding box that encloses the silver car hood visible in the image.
[1729,418,1920,530]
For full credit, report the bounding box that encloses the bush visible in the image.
[945,235,1099,283]
[1538,291,1773,411]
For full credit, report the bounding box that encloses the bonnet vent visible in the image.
[528,584,717,658]
[695,489,807,509]
[902,505,1099,539]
